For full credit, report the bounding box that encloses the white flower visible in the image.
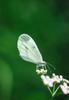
[41,75,45,79]
[60,82,69,94]
[36,68,47,74]
[63,79,69,83]
[40,73,64,88]
[52,73,63,83]
[41,75,54,87]
[39,71,69,95]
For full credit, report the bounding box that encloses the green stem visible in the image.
[47,86,53,95]
[52,86,60,97]
[53,83,56,93]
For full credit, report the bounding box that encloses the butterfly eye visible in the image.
[36,62,47,70]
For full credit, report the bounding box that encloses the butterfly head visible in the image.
[36,61,47,75]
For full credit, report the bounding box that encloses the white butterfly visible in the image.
[17,34,46,67]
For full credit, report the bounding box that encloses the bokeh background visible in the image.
[0,0,69,100]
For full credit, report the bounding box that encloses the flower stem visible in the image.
[47,86,53,95]
[52,86,60,97]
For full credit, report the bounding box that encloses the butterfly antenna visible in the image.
[47,62,56,71]
[46,64,52,73]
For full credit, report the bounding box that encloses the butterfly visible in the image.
[17,33,47,67]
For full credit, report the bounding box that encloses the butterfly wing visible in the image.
[17,34,44,64]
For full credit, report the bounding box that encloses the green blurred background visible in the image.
[0,0,69,100]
